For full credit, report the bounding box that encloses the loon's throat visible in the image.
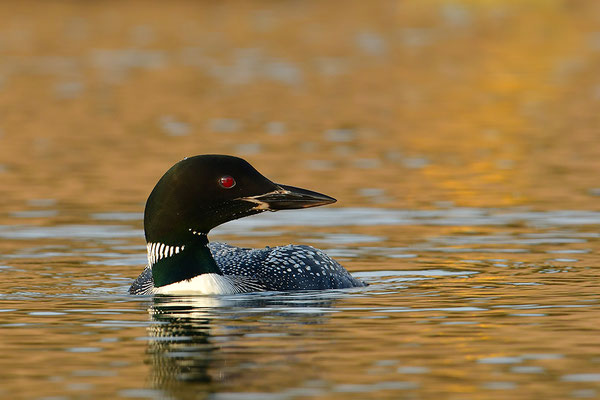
[147,242,186,266]
[150,235,222,288]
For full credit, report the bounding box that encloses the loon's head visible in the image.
[144,154,336,245]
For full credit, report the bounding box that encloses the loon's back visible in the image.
[211,242,365,291]
[129,242,366,295]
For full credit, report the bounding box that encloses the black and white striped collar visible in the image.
[146,232,207,267]
[146,242,185,266]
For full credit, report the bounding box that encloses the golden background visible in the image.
[1,0,599,213]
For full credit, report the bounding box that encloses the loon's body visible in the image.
[129,155,366,295]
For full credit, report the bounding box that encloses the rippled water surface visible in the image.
[2,207,600,400]
[2,1,600,399]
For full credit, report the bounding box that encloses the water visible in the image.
[2,207,599,399]
[2,1,600,399]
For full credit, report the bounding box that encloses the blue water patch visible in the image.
[212,208,600,233]
[562,374,600,382]
[10,210,59,218]
[357,269,479,277]
[0,224,142,239]
[90,212,143,221]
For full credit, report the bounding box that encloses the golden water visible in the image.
[1,1,600,399]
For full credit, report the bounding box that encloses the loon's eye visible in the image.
[219,175,236,189]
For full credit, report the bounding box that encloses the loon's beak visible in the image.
[241,184,336,211]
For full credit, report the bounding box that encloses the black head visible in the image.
[144,155,336,244]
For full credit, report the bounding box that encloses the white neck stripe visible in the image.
[147,242,185,266]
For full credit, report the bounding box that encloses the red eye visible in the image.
[219,175,236,189]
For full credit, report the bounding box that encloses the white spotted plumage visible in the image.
[131,241,365,295]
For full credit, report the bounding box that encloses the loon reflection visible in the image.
[145,293,345,398]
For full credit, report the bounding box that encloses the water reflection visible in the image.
[146,293,341,399]
[148,299,214,397]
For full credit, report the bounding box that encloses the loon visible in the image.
[129,154,366,295]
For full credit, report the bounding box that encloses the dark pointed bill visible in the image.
[241,184,336,210]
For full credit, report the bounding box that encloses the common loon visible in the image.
[129,154,366,295]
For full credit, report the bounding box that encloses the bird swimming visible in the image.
[129,154,366,295]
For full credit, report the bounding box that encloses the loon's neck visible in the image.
[148,234,222,288]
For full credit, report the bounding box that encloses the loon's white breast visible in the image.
[152,273,239,295]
